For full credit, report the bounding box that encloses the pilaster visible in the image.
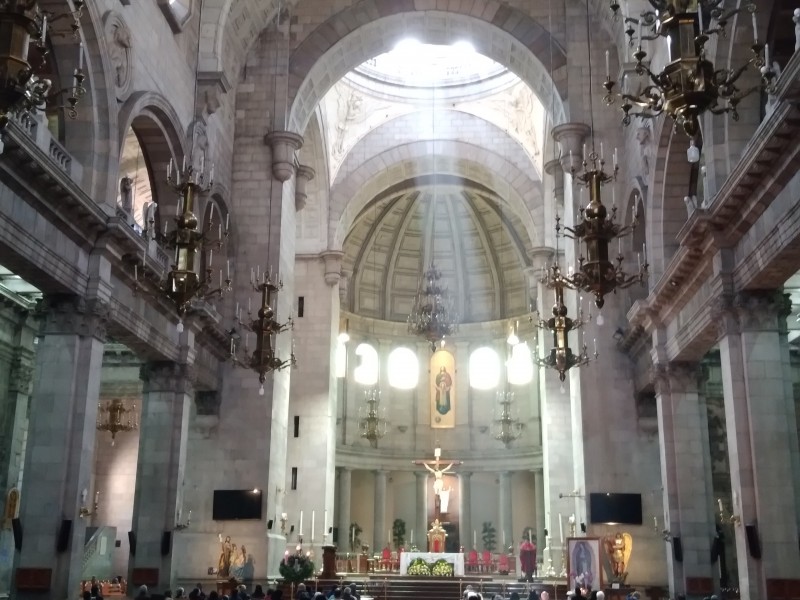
[338,468,352,550]
[373,470,387,552]
[458,471,471,552]
[498,471,513,551]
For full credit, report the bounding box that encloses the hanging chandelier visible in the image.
[134,159,231,330]
[534,263,596,382]
[407,263,459,352]
[0,0,86,137]
[557,148,648,309]
[358,387,388,448]
[493,391,524,447]
[230,269,296,395]
[603,0,775,138]
[96,398,138,446]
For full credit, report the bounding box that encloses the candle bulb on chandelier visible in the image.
[77,42,83,70]
[227,259,231,279]
[751,10,758,43]
[605,50,610,79]
[41,15,47,43]
[208,248,213,267]
[168,158,173,180]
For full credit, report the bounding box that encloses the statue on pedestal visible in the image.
[603,532,632,583]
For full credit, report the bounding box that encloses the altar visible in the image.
[399,552,465,576]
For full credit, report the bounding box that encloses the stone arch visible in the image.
[330,140,543,251]
[287,9,568,134]
[117,92,189,231]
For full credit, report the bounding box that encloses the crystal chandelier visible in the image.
[358,387,388,448]
[493,391,524,447]
[604,0,775,138]
[231,270,296,395]
[534,263,596,382]
[557,149,648,309]
[135,159,231,330]
[407,262,459,352]
[96,398,138,446]
[0,0,86,137]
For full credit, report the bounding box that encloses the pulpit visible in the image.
[427,518,447,552]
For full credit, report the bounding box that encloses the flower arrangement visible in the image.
[279,552,315,582]
[405,557,454,577]
[430,559,454,577]
[406,558,432,576]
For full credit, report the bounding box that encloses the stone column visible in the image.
[458,472,472,550]
[498,472,513,551]
[652,358,716,598]
[716,290,800,598]
[373,470,387,552]
[338,468,352,550]
[533,469,546,553]
[13,296,108,600]
[416,471,429,550]
[128,358,194,591]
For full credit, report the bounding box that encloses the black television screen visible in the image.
[213,489,263,521]
[589,493,643,525]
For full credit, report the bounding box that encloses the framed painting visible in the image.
[566,537,602,592]
[430,350,455,428]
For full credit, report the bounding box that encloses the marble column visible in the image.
[13,295,108,600]
[716,290,800,598]
[533,469,546,553]
[128,358,194,591]
[652,358,716,598]
[458,472,472,551]
[415,471,429,550]
[338,468,352,550]
[498,472,513,551]
[373,470,387,552]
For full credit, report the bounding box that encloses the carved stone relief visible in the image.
[103,11,134,101]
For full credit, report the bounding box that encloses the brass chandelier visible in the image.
[534,263,596,382]
[557,150,647,309]
[0,0,86,136]
[358,387,388,448]
[231,270,296,395]
[604,0,775,138]
[96,398,138,446]
[493,391,524,447]
[407,262,459,352]
[135,159,231,330]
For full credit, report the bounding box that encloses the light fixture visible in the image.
[358,387,388,448]
[230,270,296,396]
[96,398,138,446]
[492,390,524,447]
[408,262,459,352]
[534,263,596,382]
[135,159,230,330]
[604,0,776,139]
[0,0,86,137]
[507,320,520,346]
[686,139,700,163]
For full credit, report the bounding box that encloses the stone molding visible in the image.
[37,295,110,342]
[544,158,565,205]
[650,361,704,395]
[8,352,34,394]
[320,250,344,287]
[711,290,791,339]
[295,164,316,211]
[551,122,591,173]
[264,131,304,182]
[140,361,196,394]
[103,10,134,102]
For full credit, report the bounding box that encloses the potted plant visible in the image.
[481,522,497,552]
[392,518,406,549]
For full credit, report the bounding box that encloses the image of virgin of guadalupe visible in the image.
[435,366,452,415]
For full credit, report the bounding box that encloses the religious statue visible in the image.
[230,544,247,581]
[218,535,233,578]
[143,200,158,240]
[435,366,452,415]
[603,532,632,583]
[119,176,133,215]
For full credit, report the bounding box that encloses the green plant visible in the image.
[279,552,315,582]
[349,522,363,552]
[392,518,406,549]
[481,521,497,552]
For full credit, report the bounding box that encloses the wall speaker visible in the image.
[672,536,683,562]
[290,525,295,533]
[161,531,172,556]
[128,531,136,556]
[328,526,333,534]
[11,518,22,551]
[543,528,548,537]
[580,523,587,533]
[267,519,274,530]
[746,524,761,559]
[56,520,72,553]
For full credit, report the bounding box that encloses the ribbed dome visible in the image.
[342,177,533,323]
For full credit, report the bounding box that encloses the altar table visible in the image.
[399,552,465,576]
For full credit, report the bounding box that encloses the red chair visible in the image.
[381,546,392,570]
[467,549,479,572]
[497,553,510,573]
[480,550,494,573]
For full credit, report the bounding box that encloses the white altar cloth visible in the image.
[400,552,465,576]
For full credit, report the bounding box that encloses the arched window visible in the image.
[353,342,379,386]
[469,346,500,390]
[507,342,533,385]
[388,347,419,389]
[117,127,154,231]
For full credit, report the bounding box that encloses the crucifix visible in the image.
[412,446,463,519]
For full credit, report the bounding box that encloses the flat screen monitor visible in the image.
[212,489,263,521]
[589,492,643,525]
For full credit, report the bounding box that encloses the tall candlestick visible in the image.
[299,510,304,536]
[352,526,355,544]
[410,529,414,545]
[311,511,315,542]
[473,530,477,547]
[559,513,564,543]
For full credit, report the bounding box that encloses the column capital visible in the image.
[295,164,316,211]
[140,361,196,394]
[264,131,304,182]
[551,122,591,173]
[650,361,703,395]
[711,290,791,338]
[37,294,110,342]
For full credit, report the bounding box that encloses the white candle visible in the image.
[410,529,414,544]
[752,10,758,42]
[765,43,770,69]
[41,15,47,42]
[388,528,392,545]
[352,526,355,544]
[227,259,231,279]
[77,42,83,69]
[503,530,506,547]
[473,530,477,547]
[311,511,315,542]
[718,498,724,512]
[654,516,658,529]
[134,265,138,281]
[225,212,230,230]
[208,248,213,267]
[699,6,704,32]
[605,50,610,79]
[559,513,564,543]
[299,510,304,536]
[528,529,532,543]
